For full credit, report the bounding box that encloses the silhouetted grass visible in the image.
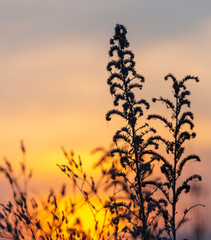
[0,24,204,240]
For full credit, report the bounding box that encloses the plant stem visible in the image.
[133,130,147,239]
[172,95,179,240]
[122,66,147,239]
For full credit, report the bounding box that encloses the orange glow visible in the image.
[0,7,210,238]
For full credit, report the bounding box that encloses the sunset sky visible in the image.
[0,0,211,236]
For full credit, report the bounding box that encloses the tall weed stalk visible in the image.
[147,74,204,239]
[105,24,165,239]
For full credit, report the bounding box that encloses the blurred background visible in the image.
[0,1,210,238]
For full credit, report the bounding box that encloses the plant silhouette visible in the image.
[0,24,203,240]
[0,143,90,240]
[105,24,167,239]
[147,74,204,240]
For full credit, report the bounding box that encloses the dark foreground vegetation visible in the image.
[0,24,204,240]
